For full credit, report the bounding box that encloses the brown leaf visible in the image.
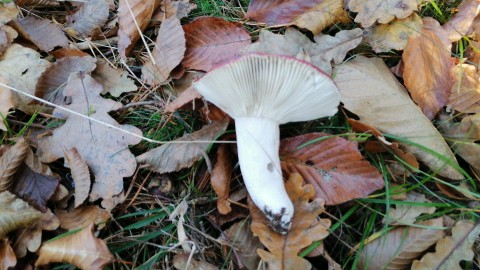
[348,0,423,27]
[0,25,18,55]
[358,218,445,270]
[412,220,480,269]
[141,16,186,85]
[153,0,197,21]
[164,86,202,113]
[246,0,322,25]
[14,0,60,7]
[0,239,17,270]
[223,220,263,270]
[0,77,14,131]
[0,2,18,24]
[92,60,137,97]
[291,0,350,35]
[137,119,228,173]
[0,191,42,239]
[182,17,251,71]
[56,205,110,230]
[384,192,436,225]
[13,209,59,258]
[117,0,162,58]
[172,253,218,270]
[211,144,233,214]
[447,64,480,113]
[0,138,28,191]
[50,47,90,59]
[250,173,331,270]
[334,56,462,179]
[403,17,453,120]
[364,12,423,53]
[65,0,110,37]
[36,73,142,210]
[12,16,69,52]
[280,133,384,205]
[36,223,114,270]
[63,148,91,208]
[443,0,480,42]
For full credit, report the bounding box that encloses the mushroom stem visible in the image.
[235,117,293,233]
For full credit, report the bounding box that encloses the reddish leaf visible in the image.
[280,133,384,205]
[210,144,233,214]
[182,17,251,71]
[246,0,323,25]
[13,16,68,52]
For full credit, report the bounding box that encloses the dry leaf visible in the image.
[56,205,110,230]
[348,0,424,27]
[358,217,444,270]
[0,138,28,191]
[0,239,16,270]
[403,17,453,120]
[280,133,384,205]
[141,16,186,85]
[117,0,162,58]
[211,144,233,214]
[0,25,18,55]
[63,148,91,208]
[0,2,18,24]
[14,0,60,7]
[384,192,436,225]
[364,12,423,53]
[182,17,251,71]
[92,60,137,97]
[224,220,263,270]
[65,0,110,37]
[137,120,228,173]
[12,16,69,52]
[0,191,42,239]
[153,0,197,21]
[447,64,480,113]
[250,173,331,270]
[36,73,142,210]
[334,56,462,180]
[164,86,202,113]
[412,220,480,269]
[442,0,480,42]
[172,253,218,270]
[0,77,14,131]
[292,0,349,34]
[36,223,114,270]
[14,209,59,258]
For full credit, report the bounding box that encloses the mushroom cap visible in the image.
[193,53,340,124]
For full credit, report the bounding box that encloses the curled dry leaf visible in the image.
[0,138,28,191]
[280,133,384,205]
[36,223,114,270]
[56,205,110,230]
[137,119,228,173]
[403,17,453,120]
[141,16,186,85]
[442,0,480,42]
[172,253,218,270]
[65,0,110,37]
[358,217,445,270]
[0,77,14,131]
[182,17,251,71]
[250,173,331,270]
[92,60,137,97]
[0,239,16,270]
[14,0,60,7]
[384,192,436,225]
[334,56,462,180]
[223,220,263,270]
[364,12,423,53]
[63,147,91,208]
[412,220,480,270]
[447,64,480,113]
[36,73,142,210]
[210,144,233,214]
[12,16,69,52]
[348,0,424,27]
[0,191,42,239]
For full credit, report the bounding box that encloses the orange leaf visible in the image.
[210,144,233,214]
[280,133,384,205]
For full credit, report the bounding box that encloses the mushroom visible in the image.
[193,54,340,233]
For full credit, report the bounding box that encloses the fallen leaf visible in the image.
[0,2,18,24]
[412,220,480,269]
[137,119,228,173]
[223,220,263,270]
[442,0,480,42]
[36,73,142,210]
[364,12,423,53]
[291,0,350,34]
[348,0,424,27]
[384,192,436,225]
[63,147,91,208]
[14,209,59,258]
[50,48,90,59]
[403,17,453,120]
[164,86,202,113]
[169,199,191,252]
[0,25,18,54]
[14,0,60,7]
[65,0,110,37]
[250,173,331,270]
[172,253,218,270]
[334,56,462,179]
[12,16,69,52]
[0,77,13,130]
[117,0,162,58]
[0,191,42,239]
[358,218,444,270]
[447,64,480,113]
[56,205,110,230]
[92,60,137,97]
[0,239,16,270]
[182,17,251,71]
[246,0,323,25]
[211,144,233,214]
[153,0,197,21]
[141,16,186,85]
[280,133,384,205]
[0,137,28,191]
[36,223,114,270]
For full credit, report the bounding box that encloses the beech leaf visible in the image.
[447,64,480,113]
[63,147,91,208]
[348,0,424,27]
[13,16,69,52]
[442,0,480,42]
[0,191,42,239]
[56,205,110,230]
[92,60,137,97]
[0,138,28,191]
[334,56,462,180]
[210,144,233,214]
[384,192,436,225]
[224,220,263,270]
[280,133,384,205]
[65,0,110,37]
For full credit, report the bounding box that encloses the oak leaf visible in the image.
[36,73,142,210]
[36,223,114,270]
[280,133,384,205]
[250,173,331,270]
[182,17,251,71]
[0,191,42,239]
[223,220,263,270]
[56,205,110,230]
[63,147,91,208]
[65,0,110,37]
[92,60,137,97]
[0,138,28,192]
[0,239,16,270]
[211,144,233,214]
[334,56,462,179]
[442,0,480,42]
[384,192,436,225]
[13,16,69,52]
[412,220,480,269]
[447,64,480,113]
[348,0,424,27]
